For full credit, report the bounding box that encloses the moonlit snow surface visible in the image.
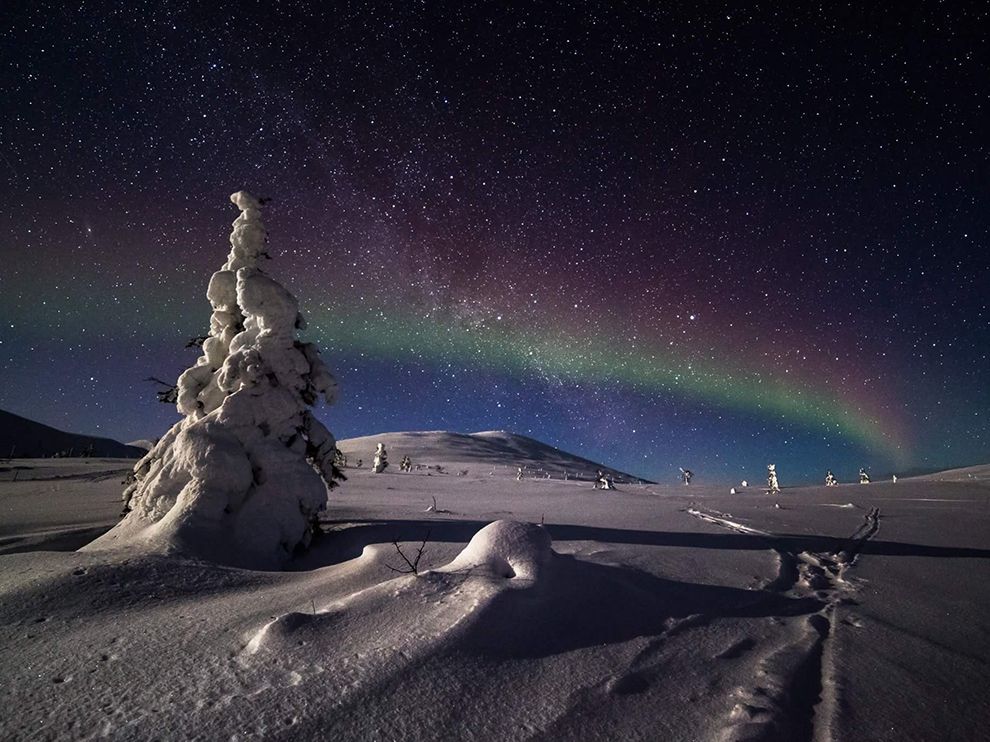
[1,437,988,741]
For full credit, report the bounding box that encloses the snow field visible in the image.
[1,459,988,740]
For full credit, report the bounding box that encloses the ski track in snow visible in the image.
[685,508,774,537]
[685,506,881,742]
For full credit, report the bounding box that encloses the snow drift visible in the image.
[439,519,553,580]
[86,192,342,569]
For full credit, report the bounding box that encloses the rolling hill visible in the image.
[336,430,651,483]
[0,409,144,459]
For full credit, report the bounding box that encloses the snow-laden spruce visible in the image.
[87,192,342,569]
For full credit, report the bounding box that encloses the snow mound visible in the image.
[243,522,559,663]
[439,519,552,580]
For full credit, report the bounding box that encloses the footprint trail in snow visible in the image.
[686,506,881,742]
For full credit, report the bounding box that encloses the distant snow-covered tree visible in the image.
[767,464,780,494]
[372,442,388,473]
[88,191,344,569]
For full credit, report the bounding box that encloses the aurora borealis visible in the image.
[1,2,987,482]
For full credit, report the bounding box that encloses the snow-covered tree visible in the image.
[372,442,388,473]
[87,192,343,569]
[766,464,780,494]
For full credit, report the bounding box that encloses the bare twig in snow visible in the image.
[385,530,431,575]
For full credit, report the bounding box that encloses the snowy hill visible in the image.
[908,463,990,481]
[336,429,651,483]
[0,409,144,459]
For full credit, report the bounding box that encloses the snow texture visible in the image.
[2,452,989,740]
[86,192,341,569]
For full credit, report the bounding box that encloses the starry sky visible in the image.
[1,2,987,484]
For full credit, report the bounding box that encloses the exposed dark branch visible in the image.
[145,376,178,404]
[385,529,431,575]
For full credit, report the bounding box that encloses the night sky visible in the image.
[1,2,987,484]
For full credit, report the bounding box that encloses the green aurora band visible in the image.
[2,272,908,462]
[306,306,910,462]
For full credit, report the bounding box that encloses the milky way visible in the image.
[1,2,986,482]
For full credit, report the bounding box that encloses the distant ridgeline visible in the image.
[0,409,145,459]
